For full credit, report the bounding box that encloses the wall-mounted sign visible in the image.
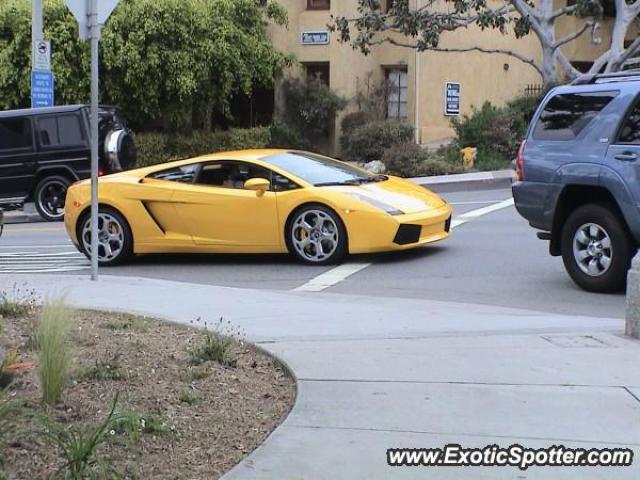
[445,82,461,116]
[301,31,330,45]
[33,39,51,71]
[31,70,54,108]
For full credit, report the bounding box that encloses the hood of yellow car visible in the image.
[328,177,446,214]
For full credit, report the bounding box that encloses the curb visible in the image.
[409,169,515,190]
[3,205,44,224]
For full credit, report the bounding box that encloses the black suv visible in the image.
[0,105,136,221]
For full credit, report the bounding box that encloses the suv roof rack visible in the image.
[571,71,640,85]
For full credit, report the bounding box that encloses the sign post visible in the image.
[65,0,119,281]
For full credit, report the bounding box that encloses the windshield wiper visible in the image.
[315,180,362,187]
[358,175,389,184]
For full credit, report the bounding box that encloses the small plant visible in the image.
[0,386,17,479]
[36,298,73,405]
[76,357,125,382]
[178,388,199,405]
[0,283,38,318]
[40,394,119,479]
[188,318,242,368]
[103,314,149,332]
[184,366,211,381]
[112,408,172,442]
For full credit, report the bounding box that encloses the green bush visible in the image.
[339,111,375,154]
[277,77,347,149]
[134,127,272,167]
[36,298,73,405]
[382,143,463,177]
[342,120,414,163]
[269,123,306,149]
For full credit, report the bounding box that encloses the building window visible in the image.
[386,68,408,119]
[307,0,330,10]
[305,62,330,86]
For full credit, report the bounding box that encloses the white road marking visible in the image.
[0,244,73,249]
[0,250,89,273]
[293,197,514,293]
[448,200,505,205]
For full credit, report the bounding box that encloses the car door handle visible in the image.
[614,152,637,161]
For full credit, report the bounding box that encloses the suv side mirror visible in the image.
[244,178,270,197]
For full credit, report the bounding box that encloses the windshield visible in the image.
[263,151,384,186]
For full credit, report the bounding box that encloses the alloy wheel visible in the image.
[82,213,125,262]
[37,180,67,220]
[291,209,339,263]
[572,222,613,277]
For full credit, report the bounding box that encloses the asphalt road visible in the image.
[0,185,626,318]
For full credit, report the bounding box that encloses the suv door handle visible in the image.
[614,152,637,161]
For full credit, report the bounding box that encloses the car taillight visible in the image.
[516,140,526,181]
[98,168,104,176]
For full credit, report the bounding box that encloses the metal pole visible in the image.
[32,0,43,43]
[89,0,99,281]
[414,0,421,145]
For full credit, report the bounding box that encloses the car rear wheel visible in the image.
[79,207,133,266]
[34,175,70,221]
[561,203,634,293]
[287,205,347,265]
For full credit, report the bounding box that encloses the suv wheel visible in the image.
[79,207,133,266]
[561,203,634,293]
[34,176,70,221]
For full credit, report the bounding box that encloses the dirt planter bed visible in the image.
[1,308,296,479]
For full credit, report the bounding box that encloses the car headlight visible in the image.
[349,193,404,216]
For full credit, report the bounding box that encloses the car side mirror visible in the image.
[244,178,270,197]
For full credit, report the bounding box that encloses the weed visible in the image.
[0,283,38,318]
[112,408,172,442]
[188,318,242,368]
[76,356,125,382]
[183,366,210,382]
[40,394,119,480]
[0,386,17,479]
[178,389,199,405]
[36,298,73,405]
[103,314,149,332]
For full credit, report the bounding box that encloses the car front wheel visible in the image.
[287,205,347,265]
[79,208,133,266]
[34,175,70,221]
[561,203,634,293]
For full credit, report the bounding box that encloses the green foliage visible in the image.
[178,389,199,405]
[341,120,414,163]
[102,314,149,332]
[36,298,73,405]
[76,357,125,382]
[134,127,271,167]
[382,143,463,177]
[0,0,289,131]
[111,408,172,442]
[278,77,347,148]
[40,394,120,479]
[0,387,17,479]
[450,95,544,169]
[268,123,305,149]
[188,318,242,368]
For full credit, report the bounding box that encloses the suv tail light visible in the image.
[516,140,526,181]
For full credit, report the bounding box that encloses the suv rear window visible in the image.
[532,91,618,141]
[37,114,85,147]
[0,118,32,150]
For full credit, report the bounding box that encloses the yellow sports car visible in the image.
[64,149,452,265]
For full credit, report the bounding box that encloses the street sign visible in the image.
[33,39,51,70]
[31,70,54,108]
[445,82,461,116]
[301,31,330,45]
[64,0,120,39]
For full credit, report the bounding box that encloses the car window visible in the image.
[264,152,375,186]
[37,114,85,147]
[272,172,299,192]
[0,118,32,151]
[532,91,618,141]
[149,164,200,183]
[196,161,271,190]
[617,100,640,144]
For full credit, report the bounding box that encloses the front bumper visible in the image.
[347,203,453,254]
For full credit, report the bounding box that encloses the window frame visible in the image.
[614,93,640,145]
[36,113,87,150]
[307,0,330,10]
[0,117,35,153]
[531,90,619,142]
[385,67,409,120]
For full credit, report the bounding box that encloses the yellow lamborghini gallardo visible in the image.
[64,150,452,265]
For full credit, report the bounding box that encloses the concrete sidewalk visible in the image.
[2,274,638,479]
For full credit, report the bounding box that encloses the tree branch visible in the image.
[429,46,544,78]
[556,51,581,80]
[552,21,593,50]
[550,4,578,21]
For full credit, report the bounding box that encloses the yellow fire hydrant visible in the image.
[461,146,477,171]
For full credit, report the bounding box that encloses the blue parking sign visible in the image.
[31,70,54,108]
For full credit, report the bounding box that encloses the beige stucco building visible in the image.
[269,0,616,153]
